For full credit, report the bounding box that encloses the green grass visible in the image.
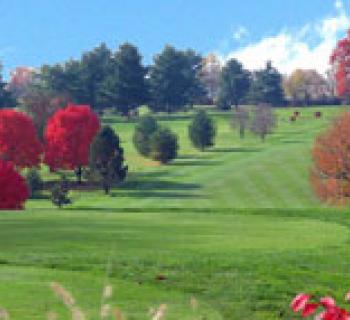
[2,106,350,319]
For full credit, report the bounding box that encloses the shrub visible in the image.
[89,126,128,194]
[149,127,178,164]
[188,110,216,150]
[26,169,43,198]
[133,115,159,157]
[51,175,71,208]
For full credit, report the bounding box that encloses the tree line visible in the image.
[2,42,337,115]
[38,44,286,112]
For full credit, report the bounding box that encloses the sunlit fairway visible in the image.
[1,106,350,319]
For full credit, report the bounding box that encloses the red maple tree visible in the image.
[330,30,350,98]
[0,109,42,169]
[44,103,100,183]
[0,160,29,210]
[311,112,350,204]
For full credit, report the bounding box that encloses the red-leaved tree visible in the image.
[0,160,29,210]
[0,109,42,169]
[311,112,350,204]
[330,30,350,98]
[44,104,100,183]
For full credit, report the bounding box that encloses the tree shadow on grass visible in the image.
[121,179,201,191]
[117,174,202,199]
[276,130,305,135]
[170,159,222,166]
[29,193,51,201]
[280,139,304,144]
[110,190,204,199]
[207,147,262,153]
[130,171,170,179]
[177,154,198,160]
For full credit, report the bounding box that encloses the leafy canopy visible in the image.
[0,109,42,169]
[149,45,204,112]
[249,61,285,106]
[89,126,128,194]
[188,110,216,150]
[149,127,178,164]
[217,59,250,110]
[44,104,100,179]
[0,160,29,210]
[133,115,159,157]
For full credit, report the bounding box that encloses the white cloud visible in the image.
[233,26,249,41]
[335,0,343,10]
[222,0,350,75]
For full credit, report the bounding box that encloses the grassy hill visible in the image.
[1,106,350,319]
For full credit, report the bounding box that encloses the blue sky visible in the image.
[0,0,349,77]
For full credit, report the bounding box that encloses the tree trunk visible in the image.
[103,179,110,195]
[75,166,82,184]
[103,184,110,195]
[239,126,245,139]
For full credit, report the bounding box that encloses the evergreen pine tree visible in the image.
[217,59,250,110]
[188,110,216,150]
[89,126,128,194]
[133,115,159,157]
[249,61,285,106]
[149,127,178,164]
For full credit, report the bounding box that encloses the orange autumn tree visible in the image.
[311,112,350,204]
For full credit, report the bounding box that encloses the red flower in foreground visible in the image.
[291,293,350,320]
[320,297,336,309]
[0,160,29,210]
[291,294,312,312]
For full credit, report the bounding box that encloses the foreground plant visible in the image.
[291,293,350,319]
[0,281,202,319]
